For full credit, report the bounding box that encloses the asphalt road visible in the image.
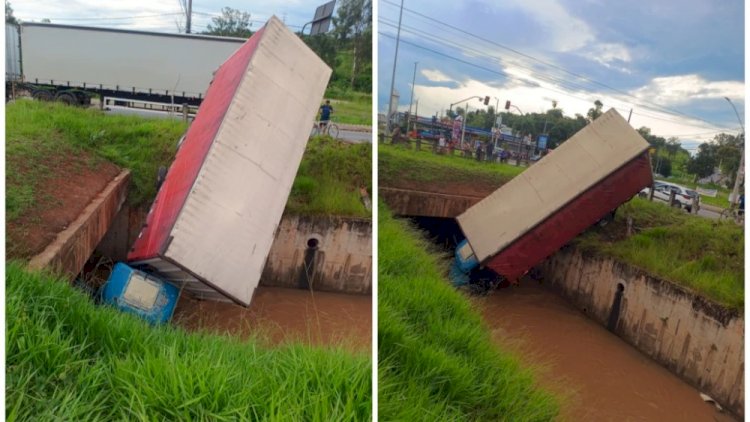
[338,130,372,143]
[103,106,373,143]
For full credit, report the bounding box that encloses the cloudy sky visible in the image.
[378,0,745,152]
[9,0,323,34]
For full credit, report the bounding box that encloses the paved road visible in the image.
[338,130,372,143]
[104,107,373,143]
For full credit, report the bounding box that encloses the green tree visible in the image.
[586,99,603,122]
[687,142,718,179]
[332,0,372,90]
[204,7,252,38]
[6,0,17,24]
[302,33,337,70]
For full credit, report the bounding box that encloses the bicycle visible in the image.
[719,203,744,224]
[311,119,339,139]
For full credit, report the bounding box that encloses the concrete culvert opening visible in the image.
[617,282,625,292]
[307,237,320,249]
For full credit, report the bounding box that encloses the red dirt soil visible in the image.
[173,287,372,352]
[6,151,121,259]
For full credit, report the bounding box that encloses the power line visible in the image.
[379,28,729,132]
[379,0,736,130]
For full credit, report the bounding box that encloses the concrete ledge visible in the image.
[380,186,484,218]
[29,170,130,279]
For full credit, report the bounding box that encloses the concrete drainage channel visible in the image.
[32,172,372,347]
[406,215,742,420]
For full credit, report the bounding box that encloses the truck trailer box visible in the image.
[456,109,653,281]
[17,22,245,99]
[127,17,332,306]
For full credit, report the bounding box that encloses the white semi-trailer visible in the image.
[6,23,245,106]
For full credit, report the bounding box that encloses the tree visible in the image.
[332,0,371,90]
[302,33,337,71]
[586,100,603,122]
[6,0,17,24]
[687,142,718,179]
[204,7,252,38]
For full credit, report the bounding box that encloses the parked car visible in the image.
[639,182,699,212]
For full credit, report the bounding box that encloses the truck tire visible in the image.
[32,90,53,102]
[55,92,78,106]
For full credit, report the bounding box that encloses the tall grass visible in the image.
[576,198,744,309]
[6,99,187,210]
[6,262,371,421]
[7,100,371,219]
[379,143,523,188]
[288,136,371,217]
[378,203,558,420]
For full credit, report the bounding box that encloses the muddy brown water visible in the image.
[173,286,371,352]
[478,281,737,422]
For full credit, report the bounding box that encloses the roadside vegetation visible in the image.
[6,100,369,220]
[379,143,523,189]
[378,203,559,420]
[6,262,371,420]
[6,99,187,211]
[576,198,744,309]
[290,136,371,218]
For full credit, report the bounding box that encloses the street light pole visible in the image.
[725,97,745,205]
[408,61,418,133]
[386,0,405,132]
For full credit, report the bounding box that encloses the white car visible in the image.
[639,182,700,212]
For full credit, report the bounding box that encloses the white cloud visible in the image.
[631,74,745,106]
[421,69,452,83]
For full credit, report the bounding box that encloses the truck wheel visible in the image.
[32,90,53,102]
[55,92,78,106]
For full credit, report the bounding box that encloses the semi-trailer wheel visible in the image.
[32,89,53,101]
[55,92,78,106]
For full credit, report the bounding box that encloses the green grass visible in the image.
[379,143,524,188]
[6,100,370,219]
[576,198,744,309]
[288,136,371,218]
[378,203,559,421]
[326,93,371,126]
[6,99,187,211]
[6,262,371,420]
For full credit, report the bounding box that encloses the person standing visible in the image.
[318,100,334,132]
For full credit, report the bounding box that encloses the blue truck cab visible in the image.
[102,263,180,324]
[449,239,479,286]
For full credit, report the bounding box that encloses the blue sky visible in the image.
[378,0,745,151]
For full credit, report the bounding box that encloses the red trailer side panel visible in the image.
[128,28,264,262]
[485,152,652,281]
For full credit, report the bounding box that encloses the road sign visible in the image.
[537,134,548,150]
[310,1,336,35]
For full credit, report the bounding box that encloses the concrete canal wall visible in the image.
[261,215,372,294]
[538,247,744,416]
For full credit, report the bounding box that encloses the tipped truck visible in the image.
[127,17,332,307]
[455,109,653,284]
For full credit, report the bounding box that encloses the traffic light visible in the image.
[505,100,511,110]
[483,96,490,105]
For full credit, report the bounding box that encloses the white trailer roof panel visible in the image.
[457,109,651,262]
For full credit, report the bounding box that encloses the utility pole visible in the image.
[387,0,405,132]
[725,97,745,205]
[186,0,192,34]
[408,61,418,133]
[460,102,469,148]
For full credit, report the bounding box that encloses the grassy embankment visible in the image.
[378,203,559,420]
[6,262,370,420]
[576,198,744,309]
[379,145,743,308]
[6,99,370,220]
[378,143,523,188]
[322,89,372,126]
